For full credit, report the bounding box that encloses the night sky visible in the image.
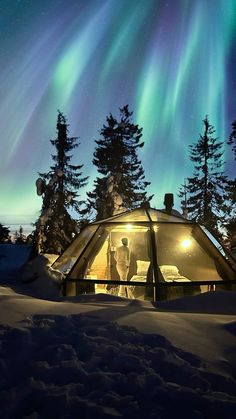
[1,0,236,232]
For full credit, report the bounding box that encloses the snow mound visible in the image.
[19,253,62,299]
[156,290,236,314]
[0,248,61,300]
[0,244,32,271]
[1,313,235,419]
[61,292,135,304]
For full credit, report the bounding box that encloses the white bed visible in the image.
[127,262,191,300]
[159,265,191,282]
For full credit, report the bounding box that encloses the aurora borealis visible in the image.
[0,0,236,232]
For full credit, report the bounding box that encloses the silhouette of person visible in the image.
[114,237,130,297]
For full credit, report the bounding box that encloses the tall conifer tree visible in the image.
[87,105,152,220]
[179,116,229,237]
[227,120,236,203]
[0,223,10,243]
[35,112,88,254]
[225,120,236,249]
[228,120,236,160]
[14,226,26,244]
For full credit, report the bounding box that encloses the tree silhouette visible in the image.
[0,223,10,243]
[225,120,236,250]
[14,226,26,244]
[227,120,236,203]
[179,116,229,237]
[228,120,236,160]
[34,111,88,254]
[87,105,153,220]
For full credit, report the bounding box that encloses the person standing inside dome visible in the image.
[114,237,130,297]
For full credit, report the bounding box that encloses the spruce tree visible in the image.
[228,120,236,160]
[179,116,229,237]
[15,226,26,244]
[0,223,10,243]
[227,119,236,203]
[35,111,88,254]
[225,120,236,250]
[87,105,152,220]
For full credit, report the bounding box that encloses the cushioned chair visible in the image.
[127,260,150,299]
[159,265,194,300]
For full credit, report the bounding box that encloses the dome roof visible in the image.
[91,207,187,224]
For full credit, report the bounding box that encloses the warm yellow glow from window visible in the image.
[181,239,192,248]
[153,225,158,232]
[125,224,133,231]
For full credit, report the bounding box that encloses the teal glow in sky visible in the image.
[0,0,236,231]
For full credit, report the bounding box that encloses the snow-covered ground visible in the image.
[0,244,235,418]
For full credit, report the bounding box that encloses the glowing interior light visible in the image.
[126,224,133,230]
[181,239,192,248]
[153,225,158,232]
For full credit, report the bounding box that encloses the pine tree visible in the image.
[35,111,88,254]
[228,120,236,160]
[179,116,229,237]
[0,223,10,243]
[227,120,236,203]
[14,226,26,244]
[87,105,153,220]
[225,120,236,250]
[13,230,19,244]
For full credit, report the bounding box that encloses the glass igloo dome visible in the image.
[52,207,236,301]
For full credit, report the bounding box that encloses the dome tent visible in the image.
[52,206,236,301]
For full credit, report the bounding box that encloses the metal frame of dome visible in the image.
[52,207,236,301]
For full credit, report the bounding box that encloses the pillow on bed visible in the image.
[137,260,150,276]
[159,265,179,277]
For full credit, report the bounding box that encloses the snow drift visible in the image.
[0,245,235,418]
